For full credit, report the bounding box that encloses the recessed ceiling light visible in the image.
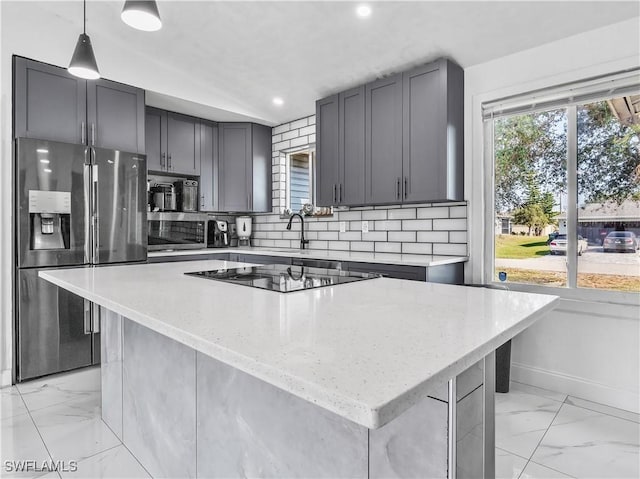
[273,97,284,106]
[356,4,371,18]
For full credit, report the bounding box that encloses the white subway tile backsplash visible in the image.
[308,116,316,125]
[317,231,339,241]
[402,243,433,255]
[274,239,293,248]
[307,222,328,231]
[290,136,310,148]
[338,211,362,221]
[308,134,316,143]
[299,125,315,136]
[350,242,375,252]
[433,218,466,231]
[388,208,417,220]
[272,134,282,142]
[388,231,416,242]
[273,123,290,135]
[362,231,387,241]
[417,207,449,219]
[375,242,401,253]
[433,243,468,256]
[449,206,467,218]
[328,241,350,251]
[273,140,290,151]
[449,231,467,243]
[374,220,402,231]
[282,231,301,240]
[282,129,300,141]
[309,240,328,250]
[362,210,387,220]
[290,118,309,129]
[401,219,432,231]
[339,231,362,241]
[417,231,449,243]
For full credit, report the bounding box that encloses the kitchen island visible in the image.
[40,259,558,479]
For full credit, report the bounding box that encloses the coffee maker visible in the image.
[236,216,252,247]
[207,220,229,248]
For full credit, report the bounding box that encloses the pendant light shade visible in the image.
[68,0,100,80]
[68,33,100,80]
[121,1,162,31]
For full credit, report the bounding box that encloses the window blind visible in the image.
[482,68,640,120]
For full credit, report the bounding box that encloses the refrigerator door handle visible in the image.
[91,303,101,333]
[83,163,92,263]
[83,299,92,334]
[81,121,86,144]
[91,123,96,146]
[92,163,99,264]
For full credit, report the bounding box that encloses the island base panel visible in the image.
[101,307,492,478]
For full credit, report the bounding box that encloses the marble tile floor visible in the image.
[1,368,638,479]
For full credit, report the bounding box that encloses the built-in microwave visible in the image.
[147,212,208,251]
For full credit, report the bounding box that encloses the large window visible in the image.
[487,77,640,295]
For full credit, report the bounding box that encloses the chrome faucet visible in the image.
[286,213,310,249]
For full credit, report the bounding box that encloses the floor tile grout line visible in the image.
[516,398,567,479]
[495,446,530,461]
[525,457,579,478]
[564,397,640,425]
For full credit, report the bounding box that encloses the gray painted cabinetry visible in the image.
[145,108,201,175]
[218,123,272,212]
[200,121,218,211]
[14,56,145,153]
[316,58,464,206]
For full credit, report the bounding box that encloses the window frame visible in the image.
[483,76,640,306]
[284,146,316,213]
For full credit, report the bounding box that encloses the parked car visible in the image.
[549,234,588,255]
[546,231,559,244]
[603,231,639,253]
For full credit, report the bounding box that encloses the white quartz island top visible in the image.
[40,259,558,429]
[148,246,467,267]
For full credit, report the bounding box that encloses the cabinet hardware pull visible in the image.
[396,178,400,200]
[404,177,408,199]
[167,154,172,170]
[91,123,96,145]
[339,184,343,203]
[83,300,91,335]
[161,153,165,169]
[81,121,86,144]
[333,184,337,203]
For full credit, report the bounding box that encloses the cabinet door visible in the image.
[402,62,443,202]
[365,74,403,204]
[145,107,166,172]
[200,121,218,211]
[315,95,339,206]
[87,79,145,153]
[251,124,272,213]
[219,123,252,211]
[167,112,201,176]
[339,86,366,206]
[13,57,87,144]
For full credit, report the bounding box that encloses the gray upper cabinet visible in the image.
[403,59,463,202]
[315,57,464,207]
[145,107,165,171]
[87,79,145,153]
[218,123,271,212]
[365,73,403,204]
[167,112,200,176]
[316,87,365,207]
[200,121,218,212]
[13,57,86,144]
[13,56,145,153]
[339,86,366,206]
[315,95,339,206]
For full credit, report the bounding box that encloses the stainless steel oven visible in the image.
[147,212,208,250]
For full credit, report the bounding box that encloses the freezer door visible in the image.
[17,268,93,381]
[92,147,147,264]
[16,138,89,268]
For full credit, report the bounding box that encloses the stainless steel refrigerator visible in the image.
[15,138,147,382]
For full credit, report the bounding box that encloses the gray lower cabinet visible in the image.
[14,56,145,153]
[87,79,145,153]
[200,121,218,211]
[365,74,404,204]
[218,123,272,213]
[316,57,464,207]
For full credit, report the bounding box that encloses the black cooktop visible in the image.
[185,264,380,293]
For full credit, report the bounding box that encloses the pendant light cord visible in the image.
[83,0,86,34]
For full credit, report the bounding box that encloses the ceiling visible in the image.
[2,1,638,125]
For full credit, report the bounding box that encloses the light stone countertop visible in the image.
[40,259,558,429]
[148,246,468,267]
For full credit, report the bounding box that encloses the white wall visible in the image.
[464,17,640,412]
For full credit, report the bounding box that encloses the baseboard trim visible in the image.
[0,368,12,388]
[511,362,639,414]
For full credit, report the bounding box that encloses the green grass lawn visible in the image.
[495,235,550,259]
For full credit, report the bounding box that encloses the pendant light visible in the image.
[121,1,162,32]
[68,0,100,80]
